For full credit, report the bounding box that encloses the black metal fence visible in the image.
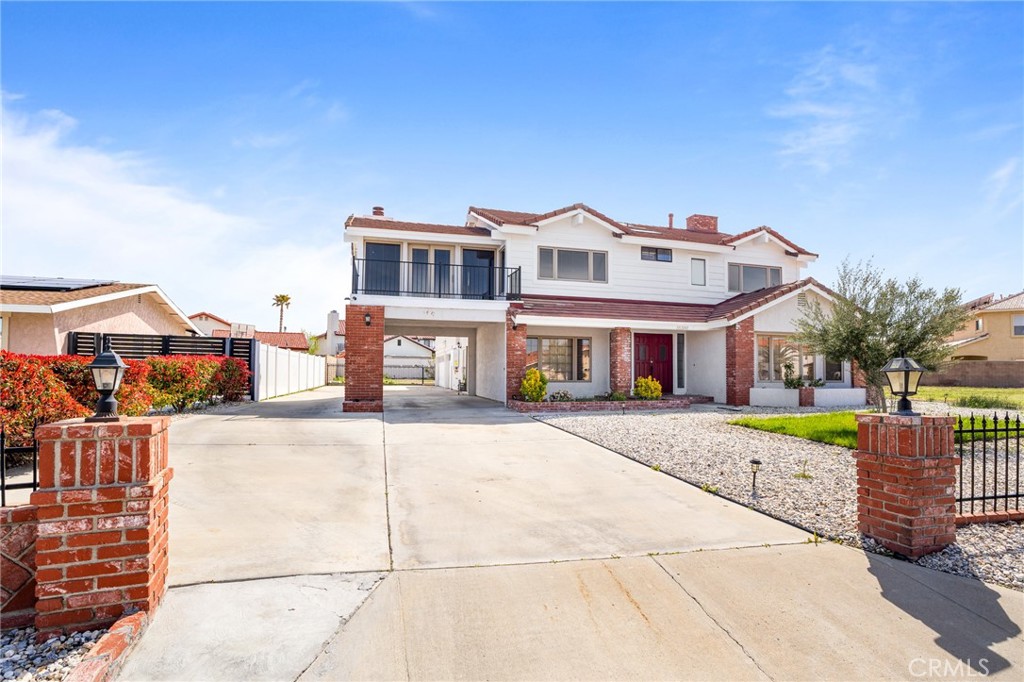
[1,426,39,507]
[351,258,522,300]
[68,332,259,400]
[955,413,1021,515]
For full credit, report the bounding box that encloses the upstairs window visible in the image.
[691,258,706,286]
[728,264,782,293]
[975,319,983,331]
[539,247,607,283]
[641,247,672,262]
[1014,315,1024,336]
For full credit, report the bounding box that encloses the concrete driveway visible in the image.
[119,385,1023,681]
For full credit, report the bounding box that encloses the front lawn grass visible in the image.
[891,386,1024,411]
[729,412,859,449]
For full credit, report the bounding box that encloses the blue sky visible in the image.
[3,1,1021,334]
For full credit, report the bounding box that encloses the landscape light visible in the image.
[882,355,925,416]
[750,458,762,492]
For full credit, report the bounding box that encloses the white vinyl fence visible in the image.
[256,344,326,401]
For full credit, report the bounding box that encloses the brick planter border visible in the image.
[64,611,149,682]
[509,397,697,413]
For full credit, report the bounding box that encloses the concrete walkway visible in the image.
[119,385,1023,681]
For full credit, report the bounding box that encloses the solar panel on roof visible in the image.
[0,276,117,292]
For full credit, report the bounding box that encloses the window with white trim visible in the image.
[728,264,782,292]
[756,335,819,383]
[641,246,672,262]
[538,247,607,282]
[526,336,591,381]
[691,258,706,286]
[1014,315,1024,336]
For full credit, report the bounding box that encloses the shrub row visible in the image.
[0,351,251,448]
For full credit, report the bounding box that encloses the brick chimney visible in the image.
[686,214,718,233]
[668,213,674,229]
[372,206,385,217]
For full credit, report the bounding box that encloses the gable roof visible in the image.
[346,215,492,238]
[188,311,231,326]
[0,280,200,334]
[314,318,347,340]
[519,278,834,327]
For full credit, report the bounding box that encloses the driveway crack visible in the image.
[652,556,773,681]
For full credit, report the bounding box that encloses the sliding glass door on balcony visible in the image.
[364,243,401,294]
[461,249,495,300]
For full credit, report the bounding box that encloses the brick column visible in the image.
[343,304,385,413]
[854,414,958,559]
[505,305,527,403]
[725,318,754,406]
[609,327,632,394]
[30,417,172,641]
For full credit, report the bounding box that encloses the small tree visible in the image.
[305,330,321,355]
[795,259,969,412]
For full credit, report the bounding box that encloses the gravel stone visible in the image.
[539,400,1023,591]
[0,628,105,682]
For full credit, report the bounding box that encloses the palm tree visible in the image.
[272,294,292,332]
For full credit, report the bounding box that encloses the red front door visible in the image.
[634,333,673,392]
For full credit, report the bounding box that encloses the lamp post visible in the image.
[882,355,925,416]
[85,338,128,422]
[750,458,762,493]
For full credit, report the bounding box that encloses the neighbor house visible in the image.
[313,310,347,357]
[188,311,232,337]
[211,329,309,352]
[946,291,1024,362]
[341,204,865,411]
[0,276,200,355]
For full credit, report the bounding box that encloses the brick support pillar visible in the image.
[343,304,385,413]
[505,305,527,403]
[609,327,632,394]
[30,417,173,641]
[725,318,754,406]
[854,414,959,559]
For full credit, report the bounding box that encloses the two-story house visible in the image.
[341,203,865,412]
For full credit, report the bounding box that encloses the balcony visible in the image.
[352,258,522,301]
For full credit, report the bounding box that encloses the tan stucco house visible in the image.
[947,291,1024,361]
[0,276,199,355]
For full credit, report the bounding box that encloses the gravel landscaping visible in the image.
[0,628,104,682]
[538,401,1024,591]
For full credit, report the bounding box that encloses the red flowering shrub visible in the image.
[214,357,251,402]
[146,355,221,412]
[35,354,154,416]
[0,351,90,450]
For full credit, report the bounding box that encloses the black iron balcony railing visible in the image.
[352,258,522,301]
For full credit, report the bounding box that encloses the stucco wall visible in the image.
[953,311,1024,361]
[8,294,189,355]
[475,322,505,402]
[686,329,726,403]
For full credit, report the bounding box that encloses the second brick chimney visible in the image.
[686,214,718,233]
[372,206,385,217]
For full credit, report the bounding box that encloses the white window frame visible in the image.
[1013,314,1024,336]
[538,247,608,283]
[756,334,818,383]
[728,263,782,293]
[525,335,592,382]
[691,258,706,286]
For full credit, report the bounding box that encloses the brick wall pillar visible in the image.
[725,318,754,406]
[1,505,39,628]
[609,327,632,394]
[343,304,384,413]
[854,414,959,559]
[30,417,172,641]
[505,305,527,403]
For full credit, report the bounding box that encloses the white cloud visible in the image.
[2,103,348,334]
[768,45,899,172]
[231,132,295,149]
[984,157,1023,218]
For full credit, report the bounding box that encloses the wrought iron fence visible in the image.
[955,413,1021,515]
[1,426,39,507]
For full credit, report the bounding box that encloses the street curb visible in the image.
[64,612,149,682]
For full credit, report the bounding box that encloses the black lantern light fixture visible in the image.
[86,338,128,422]
[364,311,372,327]
[882,355,925,416]
[750,458,762,492]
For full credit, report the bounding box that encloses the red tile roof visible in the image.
[520,278,834,324]
[212,329,309,351]
[346,215,492,238]
[724,226,817,257]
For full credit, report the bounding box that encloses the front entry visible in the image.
[634,333,673,391]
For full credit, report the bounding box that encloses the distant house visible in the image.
[0,276,199,355]
[383,335,435,380]
[211,329,309,352]
[188,311,231,336]
[947,291,1024,361]
[313,310,347,356]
